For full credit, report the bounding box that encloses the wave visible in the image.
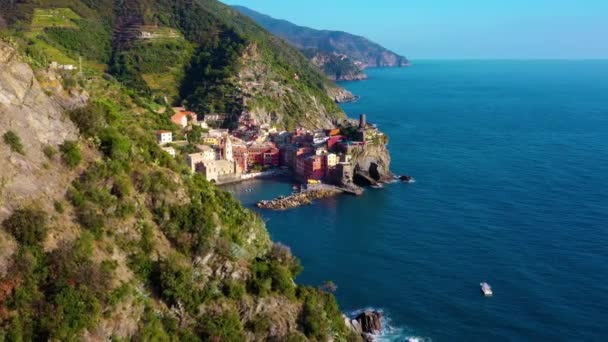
[346,308,431,342]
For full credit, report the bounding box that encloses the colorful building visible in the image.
[171,109,195,128]
[202,136,220,146]
[247,142,280,168]
[232,144,249,172]
[296,154,325,181]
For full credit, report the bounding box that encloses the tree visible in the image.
[187,125,203,144]
[2,208,47,246]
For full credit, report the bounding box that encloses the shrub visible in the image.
[53,200,65,213]
[248,314,271,335]
[222,280,245,300]
[2,208,48,246]
[3,130,24,154]
[43,145,58,159]
[198,310,245,342]
[60,141,82,168]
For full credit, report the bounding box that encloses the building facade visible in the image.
[186,147,217,172]
[200,160,241,184]
[156,130,173,145]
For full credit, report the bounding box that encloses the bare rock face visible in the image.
[355,311,383,334]
[0,42,79,220]
[345,310,384,341]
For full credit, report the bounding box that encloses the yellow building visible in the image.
[202,136,219,146]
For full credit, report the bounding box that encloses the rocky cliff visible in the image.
[0,42,80,220]
[350,140,393,185]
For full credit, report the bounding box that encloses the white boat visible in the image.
[371,183,384,189]
[480,282,493,296]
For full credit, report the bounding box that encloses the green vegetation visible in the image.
[43,145,57,159]
[60,140,81,168]
[3,131,25,155]
[44,19,112,62]
[2,208,47,246]
[199,310,245,341]
[30,8,80,32]
[112,39,195,102]
[0,1,356,340]
[1,232,114,341]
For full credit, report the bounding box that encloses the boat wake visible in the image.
[347,308,431,342]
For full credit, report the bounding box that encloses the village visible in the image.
[155,107,388,191]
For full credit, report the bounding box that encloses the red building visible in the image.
[296,154,326,180]
[232,145,249,172]
[247,142,279,167]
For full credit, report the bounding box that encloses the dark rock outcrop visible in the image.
[356,311,383,334]
[345,310,384,341]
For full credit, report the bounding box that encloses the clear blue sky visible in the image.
[223,0,608,60]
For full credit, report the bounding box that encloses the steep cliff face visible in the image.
[0,42,79,220]
[351,142,393,184]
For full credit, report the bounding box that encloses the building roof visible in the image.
[156,130,171,134]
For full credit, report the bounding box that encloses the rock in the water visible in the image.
[399,175,413,182]
[355,310,383,335]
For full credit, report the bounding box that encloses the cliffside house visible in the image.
[171,111,191,128]
[155,130,173,145]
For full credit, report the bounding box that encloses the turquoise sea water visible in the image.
[224,61,608,341]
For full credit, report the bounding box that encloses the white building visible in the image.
[156,130,173,145]
[161,146,176,158]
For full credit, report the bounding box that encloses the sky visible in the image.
[223,0,608,60]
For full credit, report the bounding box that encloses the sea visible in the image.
[223,61,608,341]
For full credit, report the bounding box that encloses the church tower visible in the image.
[224,136,233,161]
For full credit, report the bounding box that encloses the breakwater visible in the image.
[256,185,343,210]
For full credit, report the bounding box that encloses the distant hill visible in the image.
[233,5,409,81]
